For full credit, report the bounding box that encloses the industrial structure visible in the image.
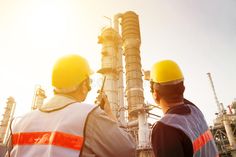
[98,11,153,156]
[0,86,46,147]
[1,10,236,157]
[0,97,16,145]
[207,73,236,157]
[31,85,47,110]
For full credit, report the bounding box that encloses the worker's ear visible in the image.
[153,89,161,104]
[81,81,88,94]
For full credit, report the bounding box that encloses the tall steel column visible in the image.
[121,11,144,117]
[121,11,152,156]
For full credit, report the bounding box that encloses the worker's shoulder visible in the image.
[10,110,36,129]
[152,121,191,143]
[152,121,173,132]
[67,102,96,112]
[153,120,192,138]
[85,106,117,127]
[87,106,106,119]
[14,109,38,120]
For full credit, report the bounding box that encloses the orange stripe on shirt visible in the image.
[12,131,83,150]
[193,130,213,153]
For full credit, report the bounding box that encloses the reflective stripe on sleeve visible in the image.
[193,130,214,153]
[12,131,83,150]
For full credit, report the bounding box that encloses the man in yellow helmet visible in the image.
[150,60,218,157]
[9,54,135,157]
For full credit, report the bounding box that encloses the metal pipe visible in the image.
[113,13,126,124]
[228,105,233,114]
[120,120,139,128]
[138,111,150,148]
[114,13,122,34]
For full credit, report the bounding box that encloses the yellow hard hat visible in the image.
[52,54,93,90]
[150,60,183,84]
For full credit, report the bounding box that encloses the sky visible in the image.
[0,0,235,125]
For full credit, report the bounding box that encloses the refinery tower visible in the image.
[207,73,236,157]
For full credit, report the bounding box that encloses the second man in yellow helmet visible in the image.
[150,60,218,157]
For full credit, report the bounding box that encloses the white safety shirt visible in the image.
[11,95,94,157]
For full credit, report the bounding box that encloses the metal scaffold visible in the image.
[207,73,236,157]
[98,11,153,156]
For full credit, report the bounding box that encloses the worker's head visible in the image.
[150,60,185,104]
[52,54,93,101]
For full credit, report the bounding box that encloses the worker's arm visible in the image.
[151,122,193,157]
[0,144,7,157]
[95,91,117,121]
[81,107,136,157]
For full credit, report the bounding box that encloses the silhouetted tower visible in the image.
[31,86,46,110]
[0,97,16,144]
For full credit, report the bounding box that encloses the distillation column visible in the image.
[0,97,16,144]
[98,28,121,118]
[121,11,152,156]
[31,86,47,110]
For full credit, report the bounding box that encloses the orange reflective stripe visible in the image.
[12,131,83,150]
[193,130,213,153]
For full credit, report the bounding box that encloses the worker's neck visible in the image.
[160,99,184,114]
[65,92,85,102]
